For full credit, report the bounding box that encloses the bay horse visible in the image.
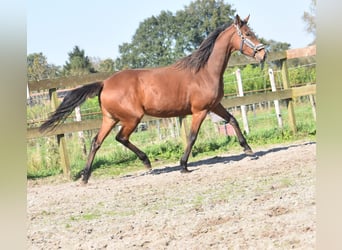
[40,15,266,184]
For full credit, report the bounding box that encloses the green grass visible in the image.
[27,102,316,180]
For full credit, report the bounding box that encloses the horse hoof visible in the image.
[180,168,192,173]
[244,149,254,156]
[80,177,88,186]
[79,182,88,187]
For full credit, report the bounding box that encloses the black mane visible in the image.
[175,23,231,72]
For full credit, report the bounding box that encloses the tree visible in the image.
[63,46,95,76]
[302,0,316,43]
[27,53,61,81]
[260,38,291,52]
[116,11,179,69]
[90,57,115,72]
[174,0,235,54]
[116,0,236,69]
[98,58,115,72]
[115,0,293,70]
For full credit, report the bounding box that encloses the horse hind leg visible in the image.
[211,103,253,155]
[115,119,152,170]
[229,115,254,155]
[80,116,117,184]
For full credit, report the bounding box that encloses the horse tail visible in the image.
[39,81,103,132]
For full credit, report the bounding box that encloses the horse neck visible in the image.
[206,25,236,79]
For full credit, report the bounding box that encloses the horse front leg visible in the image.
[180,110,208,173]
[211,103,254,155]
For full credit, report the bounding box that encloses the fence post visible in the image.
[27,83,30,99]
[280,59,297,133]
[75,106,87,156]
[49,88,71,179]
[268,68,283,128]
[307,83,317,121]
[235,69,250,134]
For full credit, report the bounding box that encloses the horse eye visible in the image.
[245,32,251,36]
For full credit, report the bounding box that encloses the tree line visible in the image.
[27,0,316,82]
[27,47,115,81]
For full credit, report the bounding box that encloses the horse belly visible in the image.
[142,89,190,117]
[145,107,190,118]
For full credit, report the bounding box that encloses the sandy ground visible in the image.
[27,141,316,249]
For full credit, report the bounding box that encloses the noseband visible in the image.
[234,24,265,57]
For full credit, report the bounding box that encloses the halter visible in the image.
[234,24,265,57]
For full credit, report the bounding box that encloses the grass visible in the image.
[27,102,316,180]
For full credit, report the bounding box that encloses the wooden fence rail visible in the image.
[27,45,316,178]
[27,84,316,139]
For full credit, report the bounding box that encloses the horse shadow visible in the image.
[125,141,316,177]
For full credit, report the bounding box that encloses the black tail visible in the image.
[39,81,103,132]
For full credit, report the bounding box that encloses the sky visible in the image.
[27,0,314,66]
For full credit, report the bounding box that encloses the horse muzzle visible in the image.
[255,48,267,63]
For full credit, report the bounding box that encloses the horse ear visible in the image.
[244,14,250,24]
[234,14,241,26]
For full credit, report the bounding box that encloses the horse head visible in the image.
[233,14,266,63]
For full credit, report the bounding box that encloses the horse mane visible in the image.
[175,23,231,72]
